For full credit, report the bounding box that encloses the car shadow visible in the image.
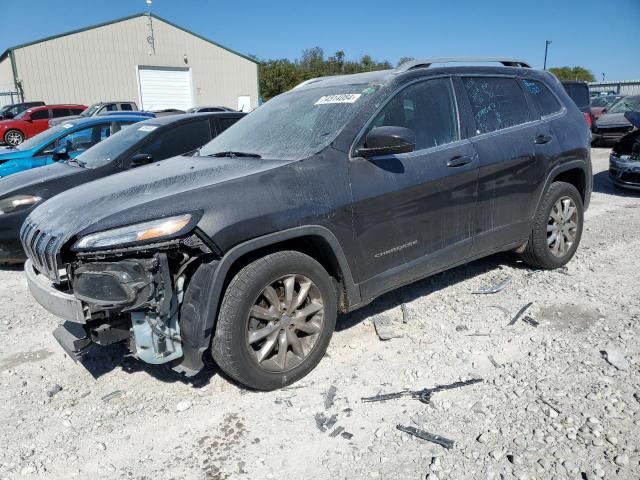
[0,264,24,271]
[337,251,530,331]
[593,170,640,196]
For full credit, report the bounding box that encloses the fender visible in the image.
[532,159,589,219]
[176,225,360,375]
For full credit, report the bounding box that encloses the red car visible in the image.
[0,104,86,146]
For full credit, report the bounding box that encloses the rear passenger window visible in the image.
[120,104,133,111]
[523,80,562,117]
[217,117,241,133]
[364,78,459,151]
[52,109,70,118]
[463,77,530,135]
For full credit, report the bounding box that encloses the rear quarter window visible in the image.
[463,77,531,135]
[564,84,590,109]
[522,79,562,117]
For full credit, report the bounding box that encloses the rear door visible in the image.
[459,76,542,254]
[349,77,478,298]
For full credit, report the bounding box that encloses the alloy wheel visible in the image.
[5,131,23,146]
[547,195,579,257]
[246,274,324,373]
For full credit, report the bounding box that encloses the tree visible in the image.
[397,57,415,67]
[548,66,596,82]
[257,48,396,100]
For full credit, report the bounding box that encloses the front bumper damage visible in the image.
[25,240,213,375]
[609,154,640,190]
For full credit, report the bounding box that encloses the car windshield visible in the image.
[199,83,381,160]
[0,105,15,116]
[14,123,72,151]
[591,96,619,108]
[608,96,640,114]
[80,104,102,117]
[74,122,159,168]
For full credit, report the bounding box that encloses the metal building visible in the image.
[0,13,259,111]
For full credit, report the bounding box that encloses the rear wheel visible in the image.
[212,251,337,390]
[4,129,24,146]
[520,181,584,269]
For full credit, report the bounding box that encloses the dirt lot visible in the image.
[0,147,638,480]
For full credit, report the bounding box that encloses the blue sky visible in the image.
[1,0,639,80]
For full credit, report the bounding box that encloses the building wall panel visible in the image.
[12,15,258,110]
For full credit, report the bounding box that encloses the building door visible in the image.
[138,66,193,111]
[237,95,251,112]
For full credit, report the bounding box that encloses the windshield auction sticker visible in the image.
[61,124,74,129]
[138,125,159,132]
[315,94,362,105]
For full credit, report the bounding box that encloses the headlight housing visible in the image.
[72,214,193,251]
[0,195,42,215]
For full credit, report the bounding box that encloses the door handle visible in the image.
[446,155,473,168]
[534,134,553,145]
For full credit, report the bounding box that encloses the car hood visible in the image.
[597,112,632,127]
[27,154,294,244]
[0,147,32,160]
[0,162,84,198]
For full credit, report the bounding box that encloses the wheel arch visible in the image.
[534,160,588,216]
[177,226,360,374]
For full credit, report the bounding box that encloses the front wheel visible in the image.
[520,181,584,269]
[4,129,24,146]
[212,251,337,390]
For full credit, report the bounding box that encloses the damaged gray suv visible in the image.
[22,58,592,390]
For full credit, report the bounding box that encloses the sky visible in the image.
[1,0,638,81]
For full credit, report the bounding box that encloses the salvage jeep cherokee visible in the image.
[22,58,591,390]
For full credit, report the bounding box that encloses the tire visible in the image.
[520,181,584,269]
[4,129,24,146]
[212,251,337,390]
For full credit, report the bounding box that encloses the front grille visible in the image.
[620,171,640,185]
[20,220,64,283]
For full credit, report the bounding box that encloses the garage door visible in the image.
[138,67,193,111]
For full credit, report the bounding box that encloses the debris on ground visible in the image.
[487,355,501,368]
[472,276,513,294]
[175,400,192,412]
[401,303,410,323]
[396,425,454,449]
[101,390,124,402]
[455,325,469,332]
[314,413,338,432]
[340,431,353,440]
[538,396,561,414]
[324,385,337,409]
[373,316,397,340]
[361,378,483,404]
[329,426,344,438]
[46,384,62,398]
[521,315,539,327]
[507,302,534,326]
[601,348,630,371]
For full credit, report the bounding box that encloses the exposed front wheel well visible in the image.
[553,168,586,202]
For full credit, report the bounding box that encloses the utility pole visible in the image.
[146,0,155,55]
[543,40,552,70]
[602,73,606,82]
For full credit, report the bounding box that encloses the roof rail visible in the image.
[395,57,532,73]
[293,75,340,90]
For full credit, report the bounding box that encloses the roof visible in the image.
[55,114,152,127]
[0,13,258,64]
[139,111,245,126]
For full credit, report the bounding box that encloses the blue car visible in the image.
[0,113,152,178]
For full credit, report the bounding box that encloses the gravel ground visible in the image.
[1,147,639,480]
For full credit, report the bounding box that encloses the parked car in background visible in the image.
[561,81,593,129]
[609,111,640,190]
[0,112,245,263]
[0,104,86,146]
[20,59,591,390]
[0,101,45,120]
[592,95,640,144]
[590,95,624,121]
[49,101,138,126]
[187,106,236,113]
[152,108,186,117]
[0,113,150,178]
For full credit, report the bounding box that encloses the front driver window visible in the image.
[362,78,459,151]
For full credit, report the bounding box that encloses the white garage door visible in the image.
[138,67,193,111]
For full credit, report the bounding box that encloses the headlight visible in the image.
[0,195,42,215]
[73,214,193,250]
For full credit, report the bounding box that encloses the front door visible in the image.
[349,77,478,300]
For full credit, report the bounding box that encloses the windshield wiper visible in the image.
[207,151,261,159]
[66,158,87,167]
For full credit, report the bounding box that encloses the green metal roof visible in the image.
[0,12,258,64]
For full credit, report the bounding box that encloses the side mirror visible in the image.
[52,145,68,161]
[602,108,608,114]
[128,153,154,168]
[357,126,416,158]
